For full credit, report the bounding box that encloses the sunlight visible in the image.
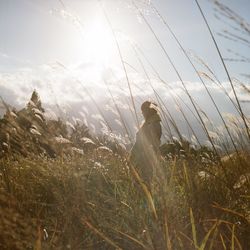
[82,19,114,68]
[1,1,250,249]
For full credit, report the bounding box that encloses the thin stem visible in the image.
[194,0,250,141]
[132,0,219,156]
[99,0,140,128]
[151,3,239,153]
[104,80,133,143]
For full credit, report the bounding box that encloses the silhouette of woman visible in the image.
[130,101,162,188]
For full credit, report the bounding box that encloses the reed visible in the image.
[1,1,250,249]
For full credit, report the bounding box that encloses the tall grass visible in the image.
[194,0,250,140]
[150,3,240,155]
[131,0,223,157]
[1,149,249,249]
[100,1,140,128]
[1,0,250,249]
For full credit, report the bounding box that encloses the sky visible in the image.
[0,0,250,142]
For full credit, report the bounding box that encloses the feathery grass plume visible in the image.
[225,49,250,63]
[132,43,205,145]
[133,43,203,145]
[53,62,115,136]
[190,52,249,118]
[213,1,250,36]
[150,3,240,154]
[194,0,250,140]
[128,40,174,139]
[132,1,221,156]
[240,83,250,95]
[108,69,141,128]
[104,79,133,143]
[232,78,250,105]
[53,0,84,37]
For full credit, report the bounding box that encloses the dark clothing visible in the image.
[130,113,162,185]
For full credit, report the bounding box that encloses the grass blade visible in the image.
[130,163,158,220]
[114,229,147,249]
[231,224,235,250]
[164,212,172,250]
[198,220,218,250]
[220,234,227,250]
[81,218,122,250]
[190,208,198,249]
[194,0,250,140]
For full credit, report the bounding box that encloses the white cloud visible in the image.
[0,61,249,142]
[1,62,249,109]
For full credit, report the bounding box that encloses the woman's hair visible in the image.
[141,101,158,119]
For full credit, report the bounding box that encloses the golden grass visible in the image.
[0,149,249,249]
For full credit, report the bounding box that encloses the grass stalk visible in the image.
[104,79,133,143]
[131,1,220,156]
[114,229,147,249]
[81,219,122,250]
[133,44,203,146]
[164,212,172,250]
[151,3,240,153]
[99,1,140,128]
[198,221,218,250]
[129,163,158,220]
[194,0,250,140]
[190,208,198,249]
[54,63,114,134]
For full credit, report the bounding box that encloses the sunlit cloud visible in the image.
[1,62,249,120]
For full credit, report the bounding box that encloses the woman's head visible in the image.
[141,101,158,120]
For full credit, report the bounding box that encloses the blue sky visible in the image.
[0,0,249,141]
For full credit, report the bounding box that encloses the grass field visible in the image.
[1,147,249,249]
[0,0,250,249]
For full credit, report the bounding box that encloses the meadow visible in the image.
[0,0,250,249]
[1,142,249,249]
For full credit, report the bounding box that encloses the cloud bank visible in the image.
[0,63,249,143]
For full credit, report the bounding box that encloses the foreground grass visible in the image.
[0,150,249,250]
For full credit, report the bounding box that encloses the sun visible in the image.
[82,19,114,67]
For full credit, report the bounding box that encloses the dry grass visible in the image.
[1,1,250,249]
[0,147,249,249]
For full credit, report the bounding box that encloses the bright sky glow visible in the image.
[0,0,249,141]
[82,19,114,67]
